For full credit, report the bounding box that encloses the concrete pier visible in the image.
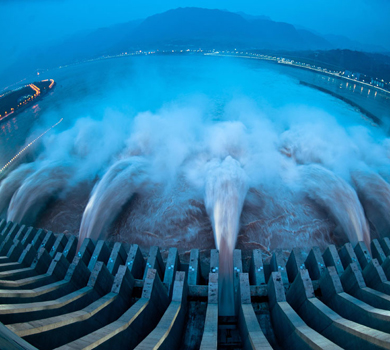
[0,221,388,348]
[286,247,307,282]
[188,249,200,286]
[380,238,390,256]
[163,247,180,298]
[106,242,127,275]
[354,241,372,269]
[144,245,164,280]
[249,249,266,286]
[320,266,390,333]
[62,235,77,263]
[341,262,390,310]
[49,234,67,258]
[288,268,390,349]
[55,268,169,350]
[87,240,110,272]
[237,273,272,349]
[9,263,132,349]
[363,259,390,295]
[200,273,218,349]
[322,244,344,275]
[135,271,187,349]
[372,239,387,264]
[305,246,326,280]
[0,224,25,256]
[76,238,95,266]
[125,243,145,279]
[270,249,288,285]
[210,249,219,273]
[339,242,361,270]
[268,271,340,349]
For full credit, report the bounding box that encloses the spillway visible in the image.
[1,54,390,349]
[0,219,390,349]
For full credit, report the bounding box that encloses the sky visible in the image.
[0,0,389,62]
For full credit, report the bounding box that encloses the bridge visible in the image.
[0,219,389,349]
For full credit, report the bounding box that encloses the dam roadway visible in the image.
[0,220,390,348]
[206,52,390,127]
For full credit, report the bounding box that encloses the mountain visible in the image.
[19,7,335,67]
[113,7,332,51]
[31,19,143,67]
[2,7,387,87]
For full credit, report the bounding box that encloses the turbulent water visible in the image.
[298,164,370,246]
[1,54,390,268]
[78,157,149,249]
[204,156,248,315]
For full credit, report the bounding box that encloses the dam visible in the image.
[0,219,390,349]
[1,55,390,349]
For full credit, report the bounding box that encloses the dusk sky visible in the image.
[1,0,389,52]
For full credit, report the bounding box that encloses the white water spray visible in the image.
[0,163,36,216]
[78,157,149,248]
[204,156,248,316]
[299,164,370,246]
[352,171,390,237]
[2,56,390,260]
[7,163,71,224]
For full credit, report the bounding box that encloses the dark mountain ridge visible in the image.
[1,7,389,88]
[116,7,332,51]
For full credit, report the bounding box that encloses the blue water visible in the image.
[1,54,381,168]
[1,54,388,254]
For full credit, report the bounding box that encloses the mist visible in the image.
[1,55,390,260]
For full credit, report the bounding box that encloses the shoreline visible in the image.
[210,52,388,128]
[205,52,390,96]
[299,80,382,126]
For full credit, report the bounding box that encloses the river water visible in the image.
[1,54,389,257]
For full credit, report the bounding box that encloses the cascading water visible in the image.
[78,156,149,248]
[0,163,36,216]
[7,163,71,225]
[298,164,370,246]
[2,56,390,279]
[352,170,390,237]
[204,156,248,316]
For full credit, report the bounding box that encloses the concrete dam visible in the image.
[0,220,389,349]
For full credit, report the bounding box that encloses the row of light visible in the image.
[36,79,54,89]
[207,52,390,96]
[16,84,41,109]
[1,80,54,119]
[3,84,41,115]
[0,118,63,174]
[29,84,41,95]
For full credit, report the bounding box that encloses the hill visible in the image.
[115,7,331,51]
[1,8,388,88]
